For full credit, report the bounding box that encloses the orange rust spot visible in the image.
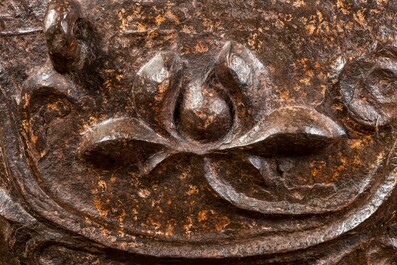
[310,161,326,177]
[312,167,320,177]
[284,14,293,22]
[147,216,162,230]
[119,209,126,225]
[164,32,178,41]
[116,74,124,82]
[215,216,230,232]
[306,24,316,36]
[198,210,210,222]
[332,104,344,111]
[155,15,166,26]
[22,120,29,133]
[148,31,159,39]
[364,135,375,142]
[293,0,307,7]
[353,155,361,165]
[120,21,127,29]
[293,85,302,92]
[178,172,188,180]
[182,25,193,34]
[376,151,386,165]
[46,102,61,111]
[136,22,147,32]
[370,8,381,14]
[345,21,354,30]
[194,40,209,53]
[306,69,315,78]
[165,10,179,23]
[349,139,365,149]
[110,175,117,183]
[248,31,263,48]
[22,94,31,109]
[337,0,350,15]
[280,90,290,100]
[317,21,330,34]
[94,198,109,218]
[331,170,340,180]
[165,219,176,236]
[297,57,310,68]
[31,134,38,145]
[354,10,368,27]
[184,216,193,235]
[99,227,112,238]
[98,180,107,190]
[104,79,113,90]
[138,188,150,198]
[187,185,199,195]
[299,77,311,85]
[317,10,324,22]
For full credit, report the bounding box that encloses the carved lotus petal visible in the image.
[220,106,346,156]
[215,41,273,134]
[78,117,171,170]
[133,52,184,136]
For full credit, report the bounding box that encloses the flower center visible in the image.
[176,75,233,143]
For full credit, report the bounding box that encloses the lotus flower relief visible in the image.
[79,41,346,215]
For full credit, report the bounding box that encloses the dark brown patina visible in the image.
[0,0,396,264]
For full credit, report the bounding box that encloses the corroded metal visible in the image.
[0,0,397,264]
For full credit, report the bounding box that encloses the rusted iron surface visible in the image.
[0,0,397,264]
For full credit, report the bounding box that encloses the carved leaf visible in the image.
[204,155,344,215]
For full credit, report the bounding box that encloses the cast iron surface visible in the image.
[0,0,397,264]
